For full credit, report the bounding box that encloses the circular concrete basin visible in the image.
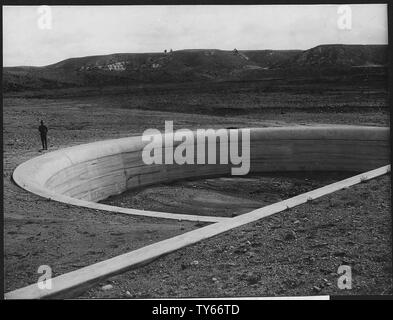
[13,126,389,222]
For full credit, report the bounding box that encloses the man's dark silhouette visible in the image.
[38,120,48,150]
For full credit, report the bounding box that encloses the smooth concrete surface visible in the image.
[13,126,390,222]
[6,164,390,299]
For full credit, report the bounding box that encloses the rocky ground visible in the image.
[3,96,297,292]
[82,175,392,298]
[3,80,391,297]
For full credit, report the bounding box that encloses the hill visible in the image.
[3,44,388,92]
[281,44,387,68]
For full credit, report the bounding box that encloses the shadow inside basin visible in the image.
[99,171,358,217]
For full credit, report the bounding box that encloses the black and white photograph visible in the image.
[2,2,392,302]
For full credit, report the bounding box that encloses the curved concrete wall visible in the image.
[13,126,390,221]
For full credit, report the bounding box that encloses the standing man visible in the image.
[38,120,48,150]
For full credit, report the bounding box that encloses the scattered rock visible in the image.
[243,272,260,285]
[247,252,256,258]
[312,286,321,292]
[101,284,113,291]
[234,247,248,254]
[312,242,329,248]
[283,230,297,241]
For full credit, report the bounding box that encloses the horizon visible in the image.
[3,5,388,67]
[4,43,389,68]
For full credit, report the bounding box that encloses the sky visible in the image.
[2,4,388,67]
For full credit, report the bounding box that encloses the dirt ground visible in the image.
[3,80,391,297]
[82,175,392,298]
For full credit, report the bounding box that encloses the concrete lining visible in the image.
[12,126,390,222]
